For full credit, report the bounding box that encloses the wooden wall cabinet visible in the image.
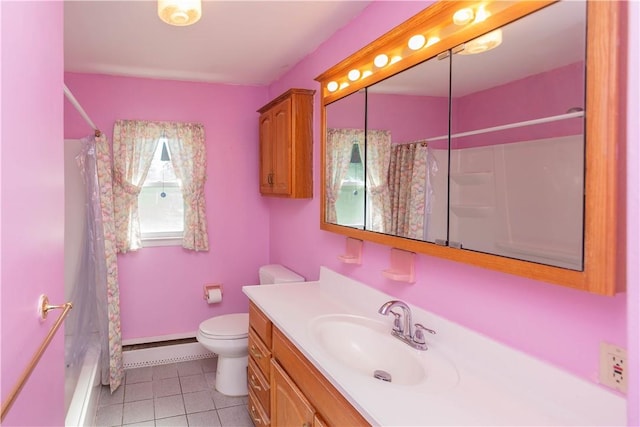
[258,89,315,198]
[248,302,369,427]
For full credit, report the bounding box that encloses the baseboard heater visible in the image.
[122,337,215,369]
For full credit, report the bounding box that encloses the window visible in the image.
[113,119,208,253]
[138,139,184,246]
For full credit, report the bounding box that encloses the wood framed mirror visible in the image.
[316,0,625,295]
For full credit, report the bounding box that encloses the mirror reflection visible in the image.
[449,0,586,269]
[366,55,450,243]
[324,0,586,271]
[325,90,366,229]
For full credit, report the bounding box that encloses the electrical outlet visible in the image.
[599,342,627,393]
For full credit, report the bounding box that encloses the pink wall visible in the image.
[367,93,449,143]
[267,0,637,415]
[1,2,66,425]
[452,62,585,148]
[64,73,271,341]
[626,2,639,423]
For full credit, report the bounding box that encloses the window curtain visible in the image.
[326,128,363,223]
[165,123,209,251]
[388,142,429,240]
[366,130,392,233]
[113,119,209,252]
[112,120,160,252]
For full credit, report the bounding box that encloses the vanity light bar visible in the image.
[323,2,506,95]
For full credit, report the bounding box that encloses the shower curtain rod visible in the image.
[424,110,585,142]
[63,84,102,137]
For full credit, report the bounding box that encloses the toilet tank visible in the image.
[259,264,304,285]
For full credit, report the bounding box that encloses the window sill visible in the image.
[141,237,183,248]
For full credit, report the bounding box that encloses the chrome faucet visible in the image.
[378,300,435,351]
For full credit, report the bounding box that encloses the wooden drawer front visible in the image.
[272,328,369,427]
[249,302,272,347]
[248,357,270,413]
[249,328,271,377]
[248,389,270,427]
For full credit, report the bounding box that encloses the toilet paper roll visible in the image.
[205,287,222,304]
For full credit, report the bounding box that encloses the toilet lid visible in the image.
[199,313,249,339]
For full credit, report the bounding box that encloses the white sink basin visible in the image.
[308,314,458,390]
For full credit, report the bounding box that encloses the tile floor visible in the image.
[94,358,253,427]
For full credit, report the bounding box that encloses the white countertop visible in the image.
[243,267,626,426]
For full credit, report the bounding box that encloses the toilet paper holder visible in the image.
[203,284,223,301]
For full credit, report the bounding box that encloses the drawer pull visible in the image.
[249,404,262,424]
[250,346,263,359]
[249,374,262,391]
[303,423,311,427]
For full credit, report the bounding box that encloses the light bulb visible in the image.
[374,54,389,68]
[348,69,361,81]
[453,8,474,26]
[408,35,426,50]
[327,81,339,92]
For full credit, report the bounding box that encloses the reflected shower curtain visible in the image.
[69,134,123,392]
[388,142,433,240]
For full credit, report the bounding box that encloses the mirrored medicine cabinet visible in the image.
[316,0,624,295]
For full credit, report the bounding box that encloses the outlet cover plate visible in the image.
[599,342,627,393]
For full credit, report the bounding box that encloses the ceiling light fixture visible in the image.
[458,29,503,55]
[158,0,202,26]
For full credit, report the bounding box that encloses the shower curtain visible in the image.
[67,134,123,392]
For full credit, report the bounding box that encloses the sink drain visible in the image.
[373,369,392,382]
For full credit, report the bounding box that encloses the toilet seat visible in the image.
[198,313,249,340]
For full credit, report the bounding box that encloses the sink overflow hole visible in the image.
[373,369,392,382]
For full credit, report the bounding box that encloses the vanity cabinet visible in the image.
[248,303,272,426]
[270,360,315,426]
[258,89,315,198]
[248,302,369,427]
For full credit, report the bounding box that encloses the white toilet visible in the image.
[196,264,304,396]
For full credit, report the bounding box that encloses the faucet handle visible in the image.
[413,323,436,345]
[389,310,403,333]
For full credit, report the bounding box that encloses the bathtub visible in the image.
[65,337,101,427]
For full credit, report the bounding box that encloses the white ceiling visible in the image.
[64,1,372,86]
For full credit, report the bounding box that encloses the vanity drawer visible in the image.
[248,388,270,427]
[249,328,271,376]
[248,357,270,412]
[249,302,272,347]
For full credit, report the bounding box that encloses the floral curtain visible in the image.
[112,120,160,252]
[366,130,392,233]
[112,120,209,252]
[389,142,429,239]
[94,134,124,392]
[166,123,209,251]
[326,128,363,223]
